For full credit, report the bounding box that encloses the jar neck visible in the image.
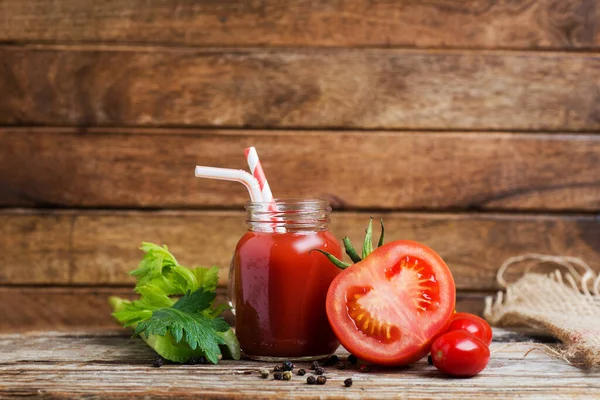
[245,199,331,232]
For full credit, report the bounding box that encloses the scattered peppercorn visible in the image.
[347,354,358,365]
[306,376,317,385]
[187,356,207,365]
[337,361,346,370]
[359,364,371,373]
[315,366,325,375]
[273,365,282,372]
[282,361,294,371]
[152,357,163,368]
[260,369,270,379]
[273,372,283,380]
[316,376,327,385]
[282,371,292,380]
[344,378,353,387]
[323,355,339,366]
[427,355,433,365]
[310,361,320,370]
[297,368,306,376]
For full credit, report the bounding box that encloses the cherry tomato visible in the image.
[325,240,456,366]
[447,312,493,345]
[431,330,490,377]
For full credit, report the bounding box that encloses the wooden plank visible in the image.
[0,0,598,50]
[1,210,599,291]
[0,287,232,333]
[0,212,72,284]
[2,128,600,210]
[0,331,598,399]
[1,47,600,131]
[0,286,490,333]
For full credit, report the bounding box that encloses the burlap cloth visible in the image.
[484,254,600,368]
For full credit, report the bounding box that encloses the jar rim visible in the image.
[244,198,331,231]
[245,198,330,206]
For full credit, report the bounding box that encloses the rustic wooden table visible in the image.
[1,329,598,399]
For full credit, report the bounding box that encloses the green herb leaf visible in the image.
[362,217,374,259]
[191,266,220,293]
[135,290,229,364]
[110,242,240,364]
[343,237,362,263]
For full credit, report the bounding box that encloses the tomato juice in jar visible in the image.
[228,199,342,361]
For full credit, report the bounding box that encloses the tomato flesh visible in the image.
[326,240,456,366]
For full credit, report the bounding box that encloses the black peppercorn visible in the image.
[188,356,207,365]
[344,378,353,387]
[297,368,306,376]
[359,364,371,373]
[323,355,339,366]
[316,376,327,385]
[427,355,433,365]
[337,361,346,370]
[315,366,325,375]
[310,361,320,370]
[282,361,294,371]
[273,372,283,380]
[347,354,358,365]
[306,376,317,384]
[273,365,282,372]
[152,357,163,368]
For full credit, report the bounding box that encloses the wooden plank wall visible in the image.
[0,0,599,332]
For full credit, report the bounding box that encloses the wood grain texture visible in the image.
[0,287,232,333]
[0,0,598,50]
[0,286,492,333]
[1,210,599,291]
[0,331,598,399]
[2,47,600,130]
[2,128,600,210]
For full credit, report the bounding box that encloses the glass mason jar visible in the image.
[228,199,342,361]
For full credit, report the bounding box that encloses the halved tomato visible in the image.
[325,240,456,366]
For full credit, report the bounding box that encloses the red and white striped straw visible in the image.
[244,147,274,203]
[194,166,262,202]
[244,147,283,232]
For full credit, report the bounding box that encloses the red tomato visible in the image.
[325,240,456,366]
[447,313,493,345]
[431,330,490,377]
